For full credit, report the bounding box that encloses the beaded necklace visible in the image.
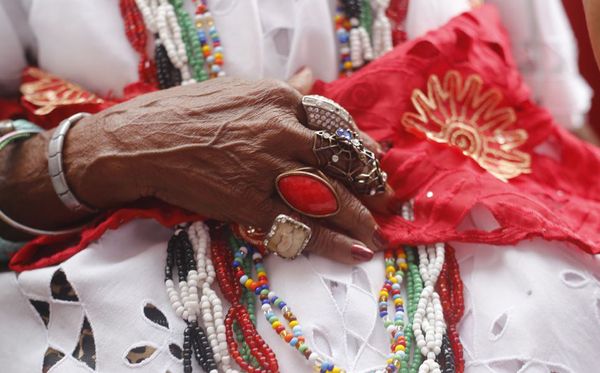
[134,0,190,87]
[413,244,446,373]
[379,248,408,373]
[119,0,158,86]
[211,231,279,372]
[402,246,424,373]
[335,4,353,77]
[187,222,237,372]
[165,227,218,373]
[340,0,373,69]
[371,0,393,58]
[232,244,344,373]
[193,0,225,78]
[436,245,464,373]
[169,0,208,82]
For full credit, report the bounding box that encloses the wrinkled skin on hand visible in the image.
[66,77,392,263]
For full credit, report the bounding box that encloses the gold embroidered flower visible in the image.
[402,70,531,181]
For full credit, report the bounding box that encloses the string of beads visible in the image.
[119,0,158,86]
[165,227,218,373]
[211,230,279,372]
[193,0,225,78]
[169,0,208,82]
[233,244,345,373]
[436,245,464,373]
[413,244,446,373]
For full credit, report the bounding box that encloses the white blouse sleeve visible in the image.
[0,0,29,96]
[487,0,592,130]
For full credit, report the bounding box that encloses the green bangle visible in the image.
[0,119,43,149]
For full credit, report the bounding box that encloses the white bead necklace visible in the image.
[413,243,446,373]
[134,0,159,33]
[188,222,238,373]
[372,0,393,58]
[349,17,374,68]
[136,0,195,84]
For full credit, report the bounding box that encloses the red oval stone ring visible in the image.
[275,167,340,218]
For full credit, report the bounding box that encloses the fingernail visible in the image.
[373,227,389,250]
[351,244,375,261]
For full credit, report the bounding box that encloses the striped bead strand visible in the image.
[194,0,225,78]
[169,0,208,82]
[156,0,194,84]
[379,248,408,373]
[165,228,218,373]
[413,244,446,373]
[188,222,238,373]
[135,0,183,87]
[233,245,346,373]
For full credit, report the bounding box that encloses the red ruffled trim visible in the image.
[9,201,201,272]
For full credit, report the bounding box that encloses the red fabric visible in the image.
[313,6,600,254]
[9,201,201,272]
[0,98,25,119]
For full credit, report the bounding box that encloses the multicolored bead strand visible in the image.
[335,4,353,77]
[165,227,218,373]
[193,0,225,78]
[233,244,345,373]
[379,248,408,373]
[436,245,464,373]
[227,234,267,371]
[119,0,158,86]
[413,244,446,373]
[169,0,208,82]
[210,231,279,373]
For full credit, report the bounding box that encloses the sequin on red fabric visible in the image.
[312,5,600,255]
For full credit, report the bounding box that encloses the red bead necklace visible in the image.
[211,233,279,372]
[436,245,465,373]
[119,0,158,87]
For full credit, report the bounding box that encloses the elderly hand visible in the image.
[4,78,393,263]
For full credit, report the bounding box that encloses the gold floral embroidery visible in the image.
[20,67,104,116]
[402,70,531,181]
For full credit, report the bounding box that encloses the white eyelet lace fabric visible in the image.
[1,215,600,372]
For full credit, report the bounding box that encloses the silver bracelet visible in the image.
[48,112,97,213]
[0,129,88,236]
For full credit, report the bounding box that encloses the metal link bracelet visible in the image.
[48,113,97,213]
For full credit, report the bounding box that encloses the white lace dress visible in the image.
[0,1,597,372]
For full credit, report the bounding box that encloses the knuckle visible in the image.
[307,226,330,255]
